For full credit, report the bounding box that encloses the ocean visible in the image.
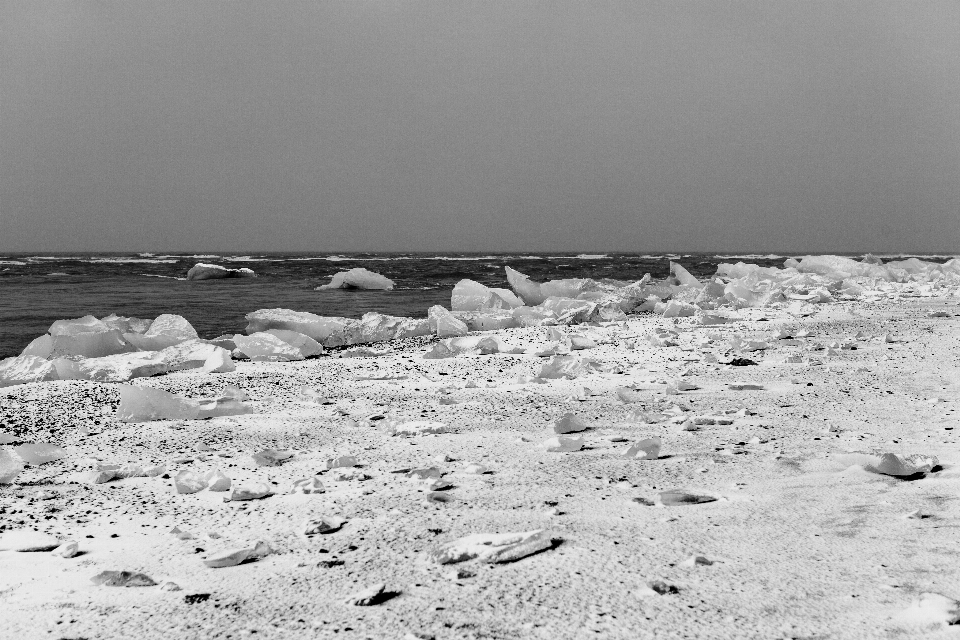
[1,252,951,358]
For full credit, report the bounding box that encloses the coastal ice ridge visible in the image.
[2,254,958,388]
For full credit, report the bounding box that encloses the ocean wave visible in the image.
[574,254,610,259]
[141,274,186,280]
[716,254,785,260]
[84,258,180,264]
[0,260,27,265]
[27,256,85,261]
[222,256,285,262]
[46,272,70,276]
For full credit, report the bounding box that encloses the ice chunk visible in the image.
[865,453,938,477]
[0,449,24,483]
[160,339,236,372]
[553,413,589,434]
[539,297,596,324]
[387,421,452,436]
[203,541,271,568]
[48,315,110,336]
[659,490,717,506]
[290,476,325,494]
[510,306,557,327]
[197,396,255,419]
[505,266,546,306]
[91,570,157,587]
[669,262,703,289]
[341,313,432,345]
[0,356,58,388]
[115,385,200,422]
[0,530,61,551]
[538,355,601,379]
[345,583,387,606]
[896,593,960,626]
[204,468,232,492]
[52,541,79,558]
[101,314,151,334]
[451,280,520,311]
[263,330,324,357]
[55,351,169,383]
[174,470,206,494]
[20,335,53,358]
[186,263,256,280]
[430,530,554,564]
[317,267,394,290]
[47,316,134,359]
[622,437,661,460]
[124,314,198,350]
[234,332,305,362]
[661,300,697,318]
[303,515,346,535]
[245,309,352,344]
[542,436,584,452]
[14,443,66,464]
[428,306,469,337]
[453,310,520,332]
[423,336,501,359]
[226,482,273,501]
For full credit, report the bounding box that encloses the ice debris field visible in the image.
[3,253,960,639]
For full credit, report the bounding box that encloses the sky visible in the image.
[1,1,958,254]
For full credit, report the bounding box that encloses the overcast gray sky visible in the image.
[2,1,958,253]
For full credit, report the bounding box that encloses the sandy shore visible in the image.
[2,294,960,639]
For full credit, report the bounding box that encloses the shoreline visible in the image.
[2,290,960,637]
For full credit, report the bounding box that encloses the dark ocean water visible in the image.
[0,252,951,358]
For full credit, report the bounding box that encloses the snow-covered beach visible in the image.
[3,255,960,638]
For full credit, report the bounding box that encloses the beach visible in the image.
[2,283,960,639]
